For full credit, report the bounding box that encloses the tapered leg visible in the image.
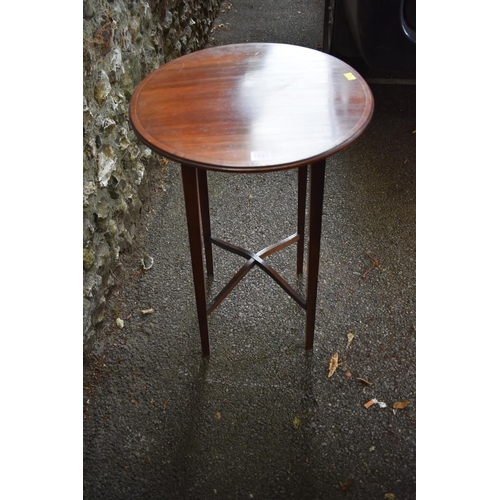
[181,164,210,356]
[297,165,308,274]
[197,169,214,277]
[305,159,326,350]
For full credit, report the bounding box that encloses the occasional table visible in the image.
[129,43,374,356]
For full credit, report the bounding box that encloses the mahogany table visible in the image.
[129,43,374,356]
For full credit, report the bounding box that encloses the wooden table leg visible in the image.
[181,164,210,356]
[197,169,214,277]
[297,165,307,275]
[305,159,326,350]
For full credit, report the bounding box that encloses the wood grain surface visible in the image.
[130,43,374,172]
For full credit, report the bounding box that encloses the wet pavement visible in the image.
[83,1,416,498]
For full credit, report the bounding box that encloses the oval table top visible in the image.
[129,43,374,173]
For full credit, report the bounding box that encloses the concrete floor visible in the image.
[83,1,416,498]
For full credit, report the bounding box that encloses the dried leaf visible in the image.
[357,377,373,386]
[345,370,352,379]
[215,412,221,420]
[292,416,301,429]
[340,478,352,491]
[393,400,410,410]
[131,399,137,404]
[364,398,386,409]
[163,398,171,409]
[347,332,355,348]
[384,494,395,500]
[328,353,339,377]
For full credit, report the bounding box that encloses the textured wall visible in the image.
[83,0,222,350]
